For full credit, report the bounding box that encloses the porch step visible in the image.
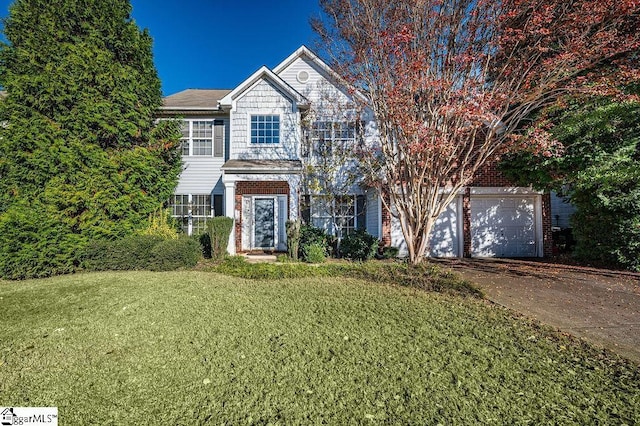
[243,253,278,263]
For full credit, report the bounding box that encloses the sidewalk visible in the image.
[437,259,640,364]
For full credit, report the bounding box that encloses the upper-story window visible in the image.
[305,121,358,157]
[250,115,280,145]
[180,120,224,157]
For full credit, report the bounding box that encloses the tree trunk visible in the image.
[398,210,435,265]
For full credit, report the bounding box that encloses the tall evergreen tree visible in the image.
[0,0,182,279]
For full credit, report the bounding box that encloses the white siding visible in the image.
[390,199,461,258]
[230,79,299,160]
[366,189,380,239]
[241,196,251,251]
[174,117,229,195]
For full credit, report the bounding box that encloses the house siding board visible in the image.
[390,199,460,258]
[277,57,354,117]
[366,189,380,239]
[231,79,299,161]
[173,117,230,195]
[174,157,225,194]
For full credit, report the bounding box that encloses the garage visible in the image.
[470,196,540,257]
[391,197,462,258]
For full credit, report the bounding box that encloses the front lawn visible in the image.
[0,271,638,424]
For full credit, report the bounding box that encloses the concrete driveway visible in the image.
[436,259,640,364]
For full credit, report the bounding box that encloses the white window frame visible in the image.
[180,119,223,157]
[306,120,357,157]
[169,194,213,235]
[248,114,281,146]
[310,195,357,237]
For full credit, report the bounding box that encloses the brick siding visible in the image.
[470,161,514,187]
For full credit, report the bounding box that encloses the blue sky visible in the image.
[0,0,323,95]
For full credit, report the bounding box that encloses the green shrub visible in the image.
[149,236,201,271]
[340,229,379,261]
[299,225,330,260]
[83,235,199,271]
[303,243,327,263]
[0,201,85,279]
[199,233,212,259]
[83,235,163,271]
[378,246,399,259]
[138,209,179,239]
[206,217,234,260]
[285,220,301,261]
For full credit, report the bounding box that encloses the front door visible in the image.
[253,198,275,249]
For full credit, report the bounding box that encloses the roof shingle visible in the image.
[162,89,232,109]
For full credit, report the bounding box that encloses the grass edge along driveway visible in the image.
[1,271,638,424]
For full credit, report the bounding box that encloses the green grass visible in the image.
[1,271,638,424]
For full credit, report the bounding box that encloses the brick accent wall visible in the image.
[380,190,392,247]
[234,181,290,252]
[471,161,514,187]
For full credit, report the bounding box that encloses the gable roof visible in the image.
[219,66,308,109]
[274,45,368,104]
[273,45,340,80]
[162,89,231,111]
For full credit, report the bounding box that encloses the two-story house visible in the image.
[160,46,553,258]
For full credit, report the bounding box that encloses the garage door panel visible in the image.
[471,196,537,258]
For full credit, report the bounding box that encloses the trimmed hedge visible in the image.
[83,235,200,272]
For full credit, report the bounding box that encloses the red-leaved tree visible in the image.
[313,0,640,263]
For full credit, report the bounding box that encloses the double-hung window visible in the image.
[307,121,357,157]
[180,120,224,157]
[250,115,280,145]
[169,194,225,235]
[310,195,359,237]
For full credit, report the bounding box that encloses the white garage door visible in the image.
[391,198,460,257]
[471,197,537,257]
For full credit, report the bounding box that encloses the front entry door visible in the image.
[254,198,275,249]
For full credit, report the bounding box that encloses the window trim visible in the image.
[304,120,359,158]
[309,195,358,237]
[180,119,224,158]
[169,193,217,236]
[248,114,281,146]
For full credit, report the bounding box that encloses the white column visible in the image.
[224,180,236,254]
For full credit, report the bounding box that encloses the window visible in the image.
[192,121,213,156]
[310,195,358,236]
[180,122,190,156]
[169,194,213,235]
[307,121,357,157]
[250,115,280,144]
[180,120,224,157]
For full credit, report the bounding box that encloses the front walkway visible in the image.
[437,259,640,364]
